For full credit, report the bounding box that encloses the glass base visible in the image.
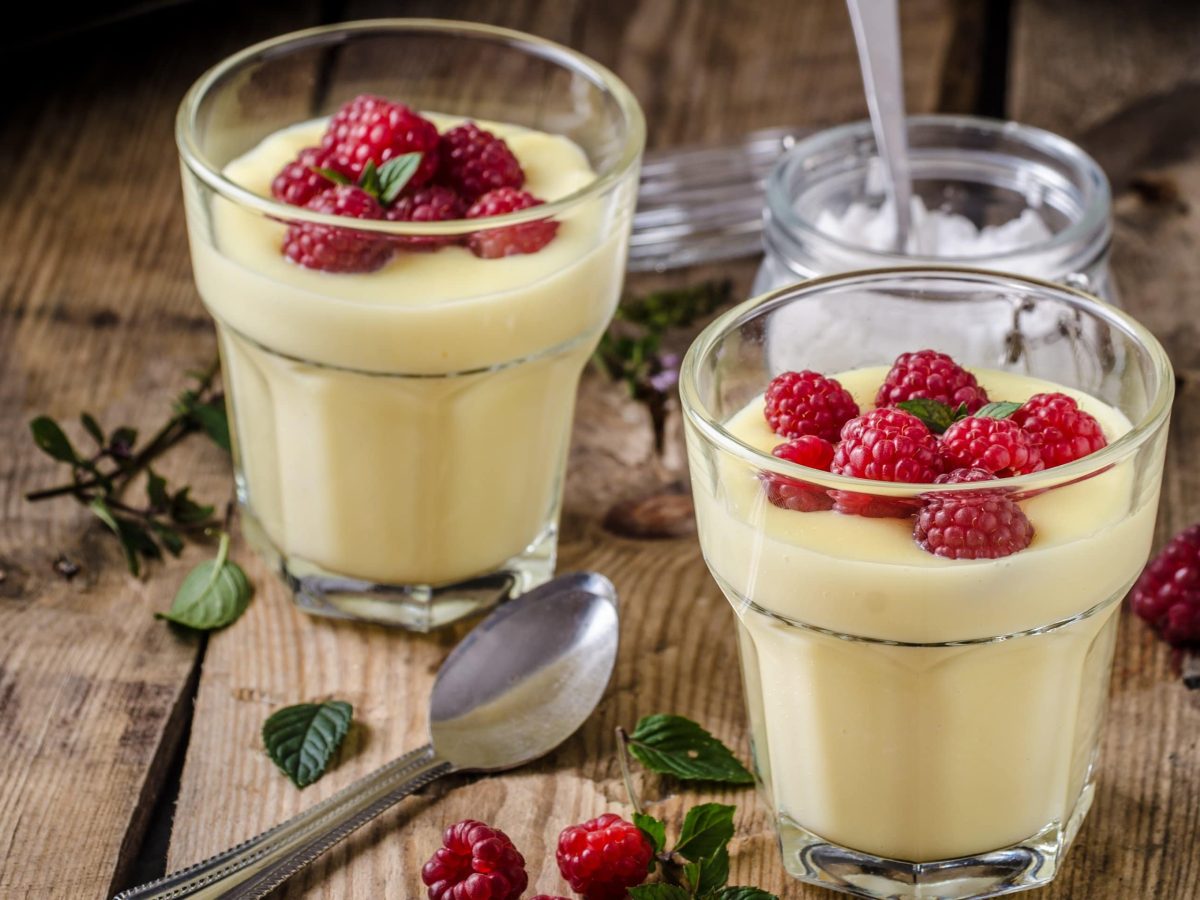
[779,780,1095,900]
[240,510,557,631]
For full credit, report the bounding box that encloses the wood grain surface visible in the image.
[0,1,1197,898]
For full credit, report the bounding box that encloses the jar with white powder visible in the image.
[754,115,1115,302]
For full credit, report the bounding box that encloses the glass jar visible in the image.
[754,115,1115,302]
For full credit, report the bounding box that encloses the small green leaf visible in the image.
[358,160,382,200]
[152,524,184,557]
[88,498,142,575]
[673,802,735,862]
[80,412,105,446]
[692,846,730,894]
[30,417,79,464]
[170,487,215,525]
[976,401,1022,420]
[189,401,231,453]
[311,166,351,186]
[633,811,667,855]
[376,153,422,205]
[109,426,138,458]
[157,533,251,630]
[628,714,754,784]
[262,699,353,788]
[707,889,778,900]
[628,886,690,900]
[895,398,966,434]
[146,469,169,510]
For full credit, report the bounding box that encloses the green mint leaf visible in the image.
[629,886,690,900]
[151,524,185,557]
[895,398,964,434]
[88,498,142,575]
[262,699,353,788]
[189,400,231,453]
[311,166,351,186]
[80,412,105,446]
[707,889,778,900]
[975,400,1022,420]
[633,812,667,855]
[146,469,169,510]
[157,533,251,630]
[376,153,422,205]
[30,416,79,464]
[170,487,215,525]
[693,846,730,894]
[673,802,736,862]
[628,714,754,784]
[358,160,382,200]
[619,280,732,331]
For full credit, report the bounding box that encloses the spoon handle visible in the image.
[114,744,454,900]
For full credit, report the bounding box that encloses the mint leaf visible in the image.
[629,886,690,900]
[673,802,735,862]
[628,715,754,784]
[89,498,144,575]
[170,486,215,525]
[80,412,105,446]
[311,166,351,186]
[895,399,967,434]
[708,889,778,900]
[146,468,169,510]
[976,401,1022,420]
[358,160,382,200]
[30,416,78,464]
[688,847,730,894]
[376,153,422,205]
[157,533,251,630]
[189,401,230,453]
[634,811,667,855]
[262,699,353,788]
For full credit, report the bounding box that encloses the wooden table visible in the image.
[2,1,1198,897]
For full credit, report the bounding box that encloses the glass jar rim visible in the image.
[765,114,1112,272]
[679,266,1174,496]
[175,18,646,237]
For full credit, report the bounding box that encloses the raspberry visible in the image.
[763,370,860,442]
[421,819,528,900]
[282,186,392,273]
[940,416,1043,477]
[914,468,1034,560]
[876,349,989,412]
[466,187,558,258]
[1130,524,1200,647]
[271,146,345,207]
[438,123,525,200]
[830,408,944,517]
[321,94,440,184]
[763,436,835,512]
[1011,392,1108,468]
[386,184,467,250]
[556,813,654,899]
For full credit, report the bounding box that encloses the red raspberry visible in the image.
[271,146,345,207]
[321,94,439,184]
[438,123,525,200]
[1130,524,1200,647]
[282,185,392,273]
[1011,392,1108,468]
[830,408,944,517]
[940,416,1043,477]
[421,819,528,900]
[466,187,558,258]
[914,468,1034,560]
[386,185,467,250]
[763,436,835,512]
[876,349,989,412]
[556,813,654,900]
[763,370,860,442]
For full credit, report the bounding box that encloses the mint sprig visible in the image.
[976,400,1022,419]
[623,714,754,784]
[262,699,353,788]
[350,153,423,206]
[896,398,968,434]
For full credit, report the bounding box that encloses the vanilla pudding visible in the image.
[185,115,630,594]
[690,366,1160,865]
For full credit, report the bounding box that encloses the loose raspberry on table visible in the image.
[271,146,345,207]
[1130,524,1200,647]
[556,813,654,900]
[321,94,440,184]
[913,467,1034,559]
[875,349,989,412]
[385,184,468,250]
[282,185,392,273]
[466,187,558,258]
[438,122,525,201]
[763,370,859,442]
[1011,392,1108,468]
[421,819,528,900]
[762,436,835,512]
[830,408,944,517]
[940,416,1043,477]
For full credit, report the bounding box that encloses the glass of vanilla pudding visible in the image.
[680,268,1172,899]
[176,21,644,629]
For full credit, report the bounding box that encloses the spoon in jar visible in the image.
[115,571,620,900]
[847,0,917,253]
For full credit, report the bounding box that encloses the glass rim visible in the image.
[765,114,1112,269]
[679,266,1174,496]
[175,18,646,237]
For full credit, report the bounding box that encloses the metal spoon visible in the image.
[846,0,915,253]
[115,572,620,900]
